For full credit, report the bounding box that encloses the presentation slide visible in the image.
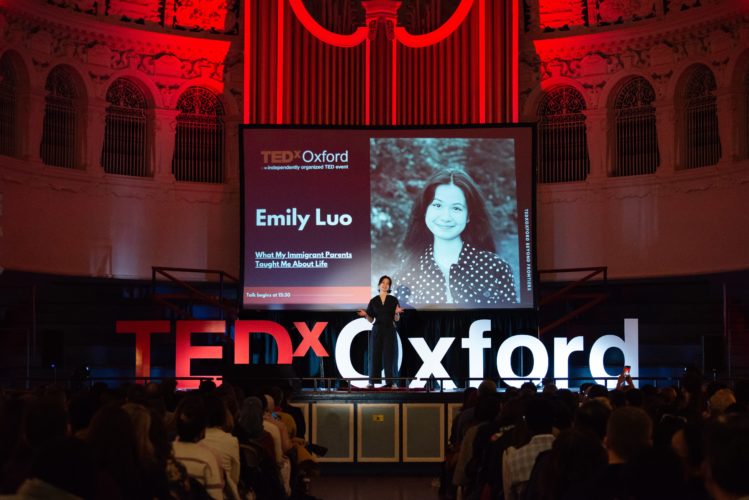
[241,126,535,310]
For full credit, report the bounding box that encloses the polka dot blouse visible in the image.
[395,242,518,306]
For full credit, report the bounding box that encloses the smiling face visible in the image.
[425,183,468,243]
[378,276,391,293]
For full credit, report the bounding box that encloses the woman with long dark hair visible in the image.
[396,168,517,306]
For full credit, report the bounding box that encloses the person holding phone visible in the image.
[616,365,634,391]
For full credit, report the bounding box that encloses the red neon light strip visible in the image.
[243,1,250,123]
[287,0,368,48]
[392,40,397,125]
[365,39,371,125]
[395,0,474,48]
[479,0,486,124]
[276,0,284,124]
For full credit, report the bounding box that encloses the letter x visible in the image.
[293,322,329,357]
[407,338,457,390]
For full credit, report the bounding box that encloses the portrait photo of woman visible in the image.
[369,137,520,308]
[396,168,517,306]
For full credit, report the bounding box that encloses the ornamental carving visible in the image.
[536,0,586,30]
[88,71,111,84]
[624,47,649,67]
[181,58,216,80]
[75,0,98,15]
[28,30,54,55]
[538,51,622,81]
[52,35,75,58]
[107,0,161,24]
[31,57,50,71]
[112,50,136,70]
[49,0,98,14]
[648,42,676,66]
[542,58,582,78]
[710,30,735,53]
[597,0,656,24]
[666,0,700,14]
[581,80,607,106]
[650,70,673,82]
[579,53,608,76]
[155,80,181,103]
[174,0,238,33]
[85,44,113,67]
[151,53,182,77]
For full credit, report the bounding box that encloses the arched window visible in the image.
[612,77,659,176]
[40,66,79,168]
[537,87,590,183]
[682,65,721,169]
[102,78,149,177]
[172,87,224,183]
[0,53,17,157]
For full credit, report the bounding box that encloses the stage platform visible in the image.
[291,386,464,464]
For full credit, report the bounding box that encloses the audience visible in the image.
[200,394,241,499]
[171,395,224,500]
[438,373,749,500]
[1,373,748,500]
[704,413,749,500]
[502,396,556,500]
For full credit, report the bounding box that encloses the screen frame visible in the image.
[239,123,538,312]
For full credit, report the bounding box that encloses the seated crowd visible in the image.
[0,379,322,499]
[442,369,749,500]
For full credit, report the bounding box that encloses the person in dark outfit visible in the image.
[358,275,404,388]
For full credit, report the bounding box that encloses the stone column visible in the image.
[224,117,240,183]
[21,90,46,163]
[153,107,179,181]
[714,91,735,165]
[584,109,608,180]
[654,100,675,175]
[85,99,107,174]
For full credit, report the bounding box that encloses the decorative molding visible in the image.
[32,0,239,35]
[154,80,181,102]
[31,57,50,71]
[4,10,232,94]
[0,155,237,203]
[537,161,749,205]
[596,0,656,25]
[650,70,673,82]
